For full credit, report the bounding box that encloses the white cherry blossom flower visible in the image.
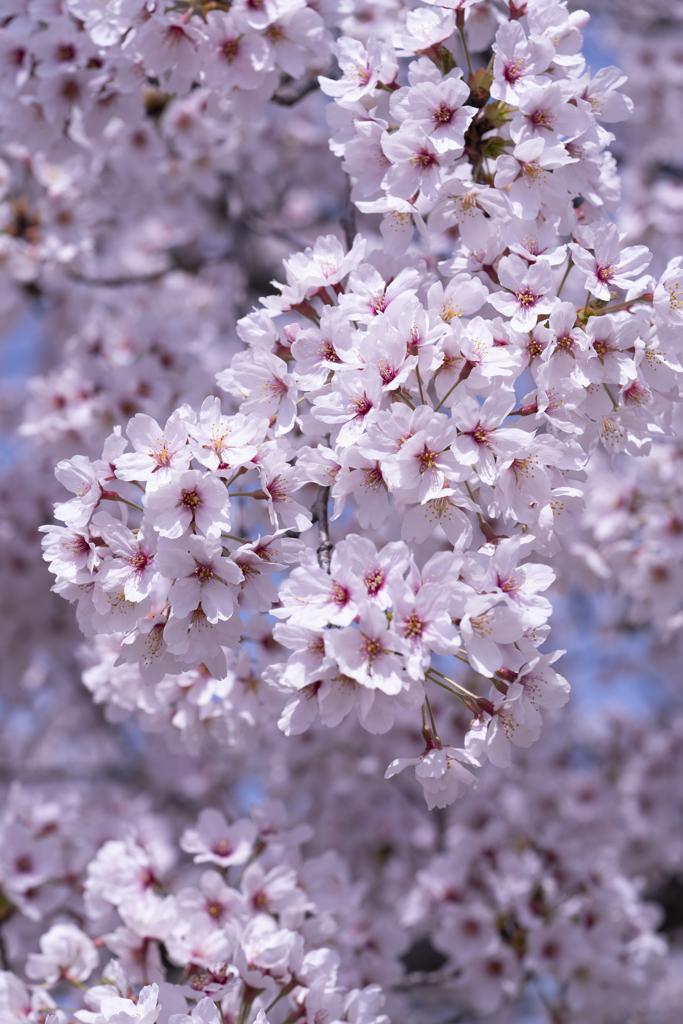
[155,535,243,623]
[325,606,406,695]
[577,65,634,123]
[569,223,652,301]
[144,470,231,540]
[100,984,159,1024]
[319,36,397,104]
[94,514,159,602]
[181,810,256,868]
[489,254,557,329]
[382,125,446,201]
[115,412,190,487]
[491,20,554,103]
[26,924,98,985]
[451,390,531,485]
[386,741,479,810]
[494,138,575,220]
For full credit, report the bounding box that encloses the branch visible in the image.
[66,267,169,288]
[340,177,357,252]
[65,243,234,288]
[311,485,333,573]
[271,78,320,107]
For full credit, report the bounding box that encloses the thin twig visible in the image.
[556,257,573,297]
[603,383,620,412]
[424,693,440,742]
[457,23,473,77]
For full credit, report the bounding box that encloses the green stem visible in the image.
[265,981,296,1015]
[395,390,415,411]
[102,493,144,513]
[426,673,475,706]
[236,988,258,1024]
[556,257,573,297]
[595,293,654,316]
[424,692,439,741]
[224,467,246,488]
[603,383,619,412]
[427,668,479,701]
[434,368,466,412]
[427,674,466,699]
[415,365,426,405]
[458,23,473,77]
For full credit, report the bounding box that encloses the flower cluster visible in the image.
[0,801,388,1024]
[38,0,683,811]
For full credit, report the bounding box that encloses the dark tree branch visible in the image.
[311,485,333,573]
[340,177,356,252]
[66,267,169,287]
[271,78,320,107]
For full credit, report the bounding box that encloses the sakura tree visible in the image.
[0,0,682,1022]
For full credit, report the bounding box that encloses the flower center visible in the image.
[371,291,387,315]
[363,567,385,597]
[350,393,374,419]
[471,424,493,446]
[556,332,575,354]
[213,839,233,857]
[432,102,454,125]
[329,582,350,608]
[596,259,617,284]
[220,38,240,62]
[441,300,464,322]
[56,42,76,62]
[263,376,288,397]
[377,359,398,385]
[126,550,153,574]
[193,563,214,584]
[362,464,384,490]
[403,612,424,640]
[359,636,383,665]
[503,56,527,84]
[180,487,201,509]
[266,477,289,503]
[529,107,555,129]
[526,336,544,358]
[623,380,649,405]
[515,287,540,309]
[150,439,172,468]
[592,339,613,359]
[319,340,341,363]
[307,636,325,657]
[418,445,438,473]
[412,148,438,170]
[667,279,683,311]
